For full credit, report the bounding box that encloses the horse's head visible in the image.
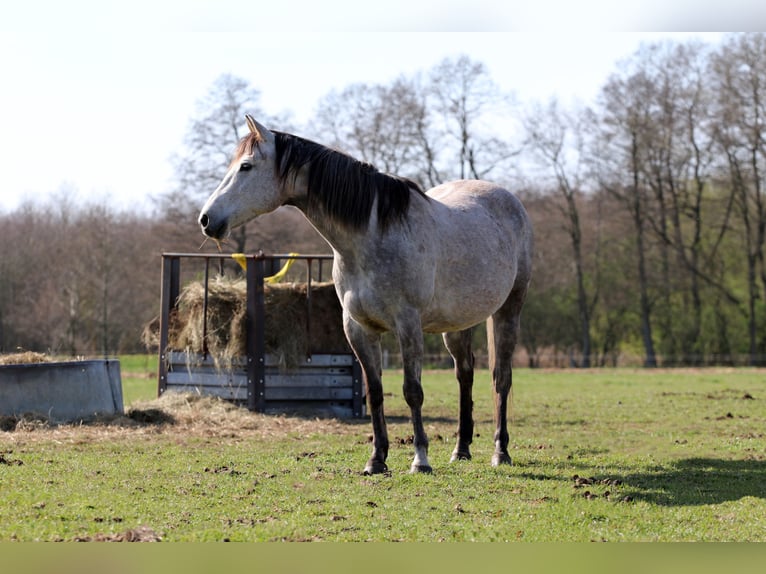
[198,115,283,241]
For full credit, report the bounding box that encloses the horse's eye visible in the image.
[240,162,253,172]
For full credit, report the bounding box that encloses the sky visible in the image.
[0,1,758,213]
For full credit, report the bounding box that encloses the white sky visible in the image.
[0,1,757,213]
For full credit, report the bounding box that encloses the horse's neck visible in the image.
[285,171,379,265]
[300,206,372,266]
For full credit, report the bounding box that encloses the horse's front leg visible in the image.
[397,312,432,474]
[343,313,388,475]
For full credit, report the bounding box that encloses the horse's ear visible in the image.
[245,114,258,134]
[245,115,274,145]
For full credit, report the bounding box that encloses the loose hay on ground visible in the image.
[1,391,357,444]
[131,392,355,439]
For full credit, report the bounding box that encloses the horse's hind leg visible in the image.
[442,329,474,462]
[488,285,527,466]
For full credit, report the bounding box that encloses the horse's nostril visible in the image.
[199,213,209,229]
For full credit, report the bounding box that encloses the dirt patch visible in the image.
[126,408,176,425]
[0,414,50,432]
[0,452,23,466]
[73,525,161,542]
[571,474,631,502]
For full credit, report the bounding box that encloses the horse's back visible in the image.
[415,180,532,332]
[426,179,532,258]
[427,179,516,206]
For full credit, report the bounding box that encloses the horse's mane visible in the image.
[236,131,425,230]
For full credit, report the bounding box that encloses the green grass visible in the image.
[1,363,765,541]
[116,354,157,405]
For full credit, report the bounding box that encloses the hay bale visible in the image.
[264,281,350,363]
[172,276,247,366]
[159,276,349,369]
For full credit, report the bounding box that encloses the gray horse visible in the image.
[199,116,533,475]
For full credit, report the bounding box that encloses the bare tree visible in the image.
[523,98,595,367]
[428,55,521,182]
[633,41,723,364]
[710,33,766,364]
[592,62,659,367]
[314,55,521,190]
[313,78,432,183]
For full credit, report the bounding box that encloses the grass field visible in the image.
[1,358,765,541]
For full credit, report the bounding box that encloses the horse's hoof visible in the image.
[363,460,388,475]
[450,450,472,462]
[410,464,433,474]
[491,452,512,467]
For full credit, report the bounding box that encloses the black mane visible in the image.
[272,131,425,229]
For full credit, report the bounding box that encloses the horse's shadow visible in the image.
[622,457,766,506]
[523,457,766,506]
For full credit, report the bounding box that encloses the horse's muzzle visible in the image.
[198,212,227,240]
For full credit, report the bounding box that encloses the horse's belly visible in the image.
[421,282,512,333]
[424,238,518,332]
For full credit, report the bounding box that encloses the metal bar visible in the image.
[246,257,256,410]
[306,258,313,360]
[202,257,210,359]
[169,257,180,309]
[254,255,267,412]
[161,252,332,260]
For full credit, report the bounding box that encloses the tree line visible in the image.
[1,33,765,367]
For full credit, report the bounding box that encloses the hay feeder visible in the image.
[156,252,365,418]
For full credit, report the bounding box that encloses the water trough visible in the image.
[0,359,123,423]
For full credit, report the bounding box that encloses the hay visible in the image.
[141,316,161,352]
[154,276,349,369]
[134,391,352,439]
[0,390,356,444]
[171,276,247,368]
[0,352,52,365]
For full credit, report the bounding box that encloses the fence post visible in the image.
[157,255,180,397]
[247,254,267,412]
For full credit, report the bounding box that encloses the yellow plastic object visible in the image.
[230,253,299,283]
